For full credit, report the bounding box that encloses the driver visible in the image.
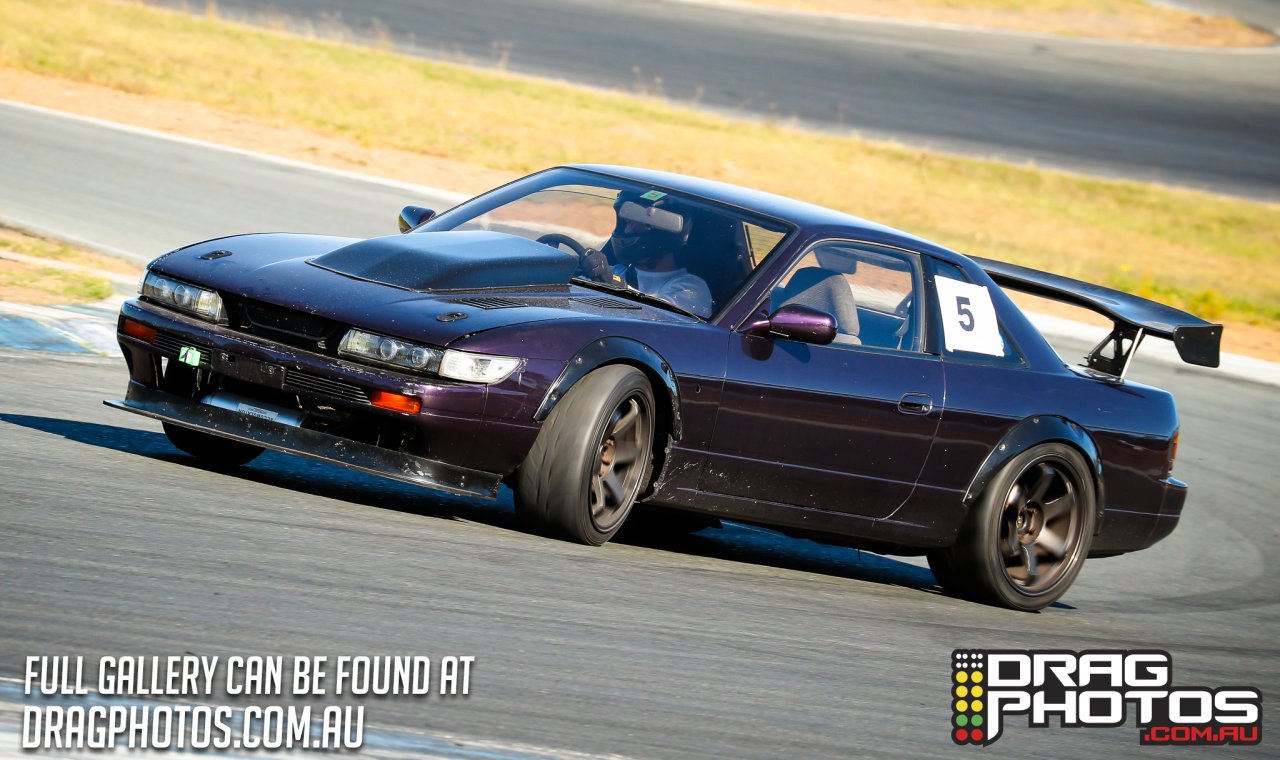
[598,192,713,318]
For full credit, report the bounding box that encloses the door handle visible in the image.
[897,392,933,415]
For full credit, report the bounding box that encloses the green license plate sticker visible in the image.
[178,346,202,367]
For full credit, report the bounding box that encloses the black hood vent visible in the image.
[571,296,642,310]
[453,296,527,310]
[309,231,578,292]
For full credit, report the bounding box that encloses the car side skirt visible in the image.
[105,381,501,500]
[649,486,957,550]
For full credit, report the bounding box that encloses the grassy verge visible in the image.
[0,0,1276,334]
[0,226,129,304]
[714,0,1273,46]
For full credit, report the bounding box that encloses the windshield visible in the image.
[420,168,792,318]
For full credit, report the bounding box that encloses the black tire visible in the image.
[515,365,655,545]
[163,422,264,467]
[928,443,1095,611]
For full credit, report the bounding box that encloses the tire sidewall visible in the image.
[517,365,655,545]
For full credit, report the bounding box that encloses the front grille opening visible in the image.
[244,302,336,339]
[225,298,344,354]
[285,369,369,404]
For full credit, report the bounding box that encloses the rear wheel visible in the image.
[515,365,655,545]
[162,422,263,467]
[929,443,1095,611]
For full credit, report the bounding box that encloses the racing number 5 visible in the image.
[955,296,975,331]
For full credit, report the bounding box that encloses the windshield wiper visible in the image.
[571,276,704,320]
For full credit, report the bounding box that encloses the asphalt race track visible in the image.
[142,0,1280,200]
[1,103,1278,758]
[0,105,459,265]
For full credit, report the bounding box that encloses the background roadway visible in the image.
[1,102,1277,758]
[143,0,1280,200]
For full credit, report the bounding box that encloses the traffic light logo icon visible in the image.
[952,651,986,745]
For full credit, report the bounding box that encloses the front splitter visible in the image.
[105,382,501,500]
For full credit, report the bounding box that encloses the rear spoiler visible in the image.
[973,257,1222,378]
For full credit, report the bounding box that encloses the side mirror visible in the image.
[398,205,437,233]
[744,304,836,345]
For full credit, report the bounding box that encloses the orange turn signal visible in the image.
[121,318,156,344]
[370,390,422,414]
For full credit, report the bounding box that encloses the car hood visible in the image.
[150,232,694,346]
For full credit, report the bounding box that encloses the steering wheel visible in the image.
[537,233,613,282]
[535,233,587,257]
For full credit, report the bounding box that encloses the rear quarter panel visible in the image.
[907,361,1179,554]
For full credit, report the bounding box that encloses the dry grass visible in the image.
[0,227,119,304]
[0,0,1276,334]
[714,0,1274,46]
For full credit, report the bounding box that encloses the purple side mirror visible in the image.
[744,304,837,345]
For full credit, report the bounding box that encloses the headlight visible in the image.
[141,271,226,322]
[339,329,441,372]
[439,349,522,384]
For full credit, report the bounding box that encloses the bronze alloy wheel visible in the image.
[589,394,651,533]
[996,456,1083,593]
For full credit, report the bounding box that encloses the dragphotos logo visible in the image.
[950,650,1261,747]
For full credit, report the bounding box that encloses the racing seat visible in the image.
[771,267,861,345]
[679,214,753,310]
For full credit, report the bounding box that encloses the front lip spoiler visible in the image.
[104,382,500,500]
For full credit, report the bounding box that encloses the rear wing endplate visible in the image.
[973,257,1222,378]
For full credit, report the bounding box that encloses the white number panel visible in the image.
[934,277,1005,356]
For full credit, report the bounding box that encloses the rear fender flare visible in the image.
[534,337,682,442]
[964,415,1106,530]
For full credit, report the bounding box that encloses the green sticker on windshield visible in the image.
[640,190,667,201]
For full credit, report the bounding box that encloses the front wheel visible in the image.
[929,443,1096,611]
[515,365,655,545]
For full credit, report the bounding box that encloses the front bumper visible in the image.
[106,382,501,499]
[113,299,544,475]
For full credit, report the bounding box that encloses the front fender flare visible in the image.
[534,337,683,441]
[964,415,1105,529]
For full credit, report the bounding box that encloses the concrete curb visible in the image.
[0,297,126,356]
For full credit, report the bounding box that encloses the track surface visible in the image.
[0,105,453,263]
[1,102,1278,758]
[142,0,1280,199]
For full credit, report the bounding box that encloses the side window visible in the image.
[770,242,922,352]
[930,261,1024,365]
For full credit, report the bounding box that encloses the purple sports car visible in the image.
[107,165,1220,610]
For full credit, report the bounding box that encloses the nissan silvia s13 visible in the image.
[106,165,1221,610]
